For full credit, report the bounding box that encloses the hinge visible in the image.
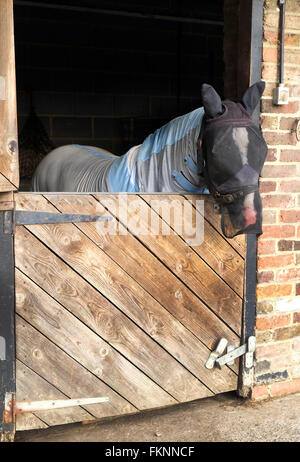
[3,393,109,423]
[205,336,256,369]
[2,210,112,234]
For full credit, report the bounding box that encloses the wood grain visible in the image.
[16,315,137,419]
[16,360,94,428]
[95,194,242,335]
[15,193,238,394]
[0,172,16,192]
[142,194,244,296]
[44,193,240,349]
[184,195,246,258]
[16,412,48,432]
[13,192,246,431]
[0,0,19,189]
[0,190,14,209]
[15,225,213,402]
[16,269,177,410]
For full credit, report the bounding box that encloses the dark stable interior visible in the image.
[14,0,224,189]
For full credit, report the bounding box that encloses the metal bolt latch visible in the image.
[205,336,256,369]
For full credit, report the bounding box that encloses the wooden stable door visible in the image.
[0,0,19,192]
[14,192,245,431]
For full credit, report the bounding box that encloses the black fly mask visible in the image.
[200,81,268,238]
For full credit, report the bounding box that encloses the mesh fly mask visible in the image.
[200,82,268,238]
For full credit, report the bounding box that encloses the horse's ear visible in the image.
[201,84,223,118]
[241,81,265,115]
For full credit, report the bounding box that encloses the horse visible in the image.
[32,82,268,237]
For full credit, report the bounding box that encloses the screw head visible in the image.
[8,140,18,153]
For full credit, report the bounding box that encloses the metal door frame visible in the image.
[237,0,264,397]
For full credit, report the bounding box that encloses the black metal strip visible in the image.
[14,211,111,225]
[238,0,264,397]
[0,212,16,436]
[246,0,264,337]
[3,211,111,233]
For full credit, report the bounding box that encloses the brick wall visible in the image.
[252,0,300,400]
[14,0,223,175]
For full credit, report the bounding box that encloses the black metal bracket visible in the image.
[2,210,112,234]
[0,212,16,439]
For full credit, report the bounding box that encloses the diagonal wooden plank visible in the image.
[0,172,17,192]
[44,193,240,350]
[94,194,242,335]
[16,412,48,432]
[142,194,244,297]
[16,269,177,410]
[15,226,214,402]
[15,193,238,394]
[184,195,246,258]
[16,360,94,428]
[16,315,137,419]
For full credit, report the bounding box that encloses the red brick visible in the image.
[264,12,279,28]
[285,0,300,14]
[262,210,277,225]
[274,325,300,341]
[280,150,300,162]
[261,63,277,81]
[256,330,274,344]
[257,284,292,299]
[270,379,300,397]
[251,385,270,400]
[261,225,295,238]
[262,194,295,208]
[262,47,278,63]
[285,65,300,83]
[258,254,294,269]
[291,85,300,98]
[256,342,291,360]
[293,338,300,359]
[266,149,278,162]
[261,164,297,178]
[257,300,274,314]
[280,210,300,223]
[261,98,299,114]
[277,268,300,282]
[259,181,277,193]
[263,131,298,146]
[280,118,298,131]
[258,239,276,255]
[279,180,300,193]
[293,312,300,324]
[256,314,291,330]
[296,283,300,296]
[278,239,294,251]
[267,353,293,372]
[258,270,274,284]
[285,33,300,46]
[263,30,300,47]
[285,15,300,29]
[285,50,300,66]
[261,115,278,130]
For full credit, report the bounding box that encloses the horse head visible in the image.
[200,82,268,238]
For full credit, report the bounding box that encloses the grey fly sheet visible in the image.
[32,81,268,238]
